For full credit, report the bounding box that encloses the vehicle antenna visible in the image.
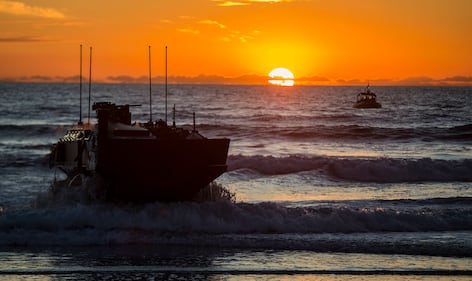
[79,44,83,125]
[88,46,92,124]
[149,45,152,123]
[165,46,168,124]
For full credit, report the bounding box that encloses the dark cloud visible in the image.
[225,75,267,84]
[0,75,81,83]
[107,75,148,83]
[442,76,472,82]
[0,36,51,42]
[303,76,330,82]
[169,74,227,84]
[336,78,363,85]
[298,76,330,84]
[398,76,436,84]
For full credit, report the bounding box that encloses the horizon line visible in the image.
[1,74,472,86]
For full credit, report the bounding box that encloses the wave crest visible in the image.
[228,155,472,182]
[1,200,470,248]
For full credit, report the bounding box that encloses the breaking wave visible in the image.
[227,155,472,182]
[0,197,471,256]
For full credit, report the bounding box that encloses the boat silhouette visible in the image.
[49,46,230,202]
[353,84,382,109]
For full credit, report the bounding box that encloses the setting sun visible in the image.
[268,67,295,86]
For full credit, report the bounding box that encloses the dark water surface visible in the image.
[1,83,471,279]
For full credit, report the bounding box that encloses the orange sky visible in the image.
[1,0,471,85]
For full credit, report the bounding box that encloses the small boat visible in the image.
[49,46,230,203]
[353,85,381,108]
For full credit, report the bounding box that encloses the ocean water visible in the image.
[0,83,471,280]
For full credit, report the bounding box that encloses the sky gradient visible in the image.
[1,0,471,85]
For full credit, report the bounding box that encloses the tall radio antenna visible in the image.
[165,46,168,124]
[148,45,152,123]
[88,46,92,124]
[79,44,83,125]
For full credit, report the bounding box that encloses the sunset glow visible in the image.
[0,0,471,85]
